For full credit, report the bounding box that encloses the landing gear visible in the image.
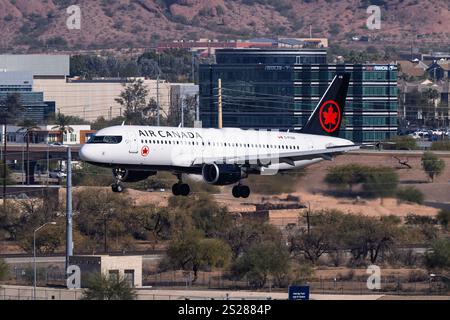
[172,173,190,196]
[232,185,250,199]
[172,183,190,196]
[111,182,124,193]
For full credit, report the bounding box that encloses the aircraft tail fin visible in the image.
[300,73,350,137]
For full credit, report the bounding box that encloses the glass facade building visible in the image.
[199,49,398,143]
[0,71,55,123]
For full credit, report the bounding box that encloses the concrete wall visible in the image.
[100,255,143,288]
[34,78,171,122]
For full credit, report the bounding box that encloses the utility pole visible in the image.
[2,125,7,209]
[306,202,311,235]
[191,51,195,83]
[218,78,222,129]
[65,146,73,274]
[181,96,184,128]
[104,214,107,253]
[156,74,160,126]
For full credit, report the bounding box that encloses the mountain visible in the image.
[0,0,449,52]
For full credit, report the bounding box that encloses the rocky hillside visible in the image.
[0,0,449,52]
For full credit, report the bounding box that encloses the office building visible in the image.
[0,71,55,123]
[199,49,398,143]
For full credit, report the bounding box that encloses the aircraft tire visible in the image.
[180,183,190,196]
[232,186,240,198]
[172,183,181,196]
[240,186,250,198]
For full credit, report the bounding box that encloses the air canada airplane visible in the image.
[79,73,359,198]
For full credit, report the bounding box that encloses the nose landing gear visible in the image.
[111,181,124,193]
[111,168,126,193]
[232,184,250,198]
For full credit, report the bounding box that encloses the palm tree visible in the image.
[52,112,74,143]
[17,119,40,185]
[0,93,24,206]
[82,273,137,300]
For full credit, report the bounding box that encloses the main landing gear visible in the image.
[172,174,190,196]
[232,184,250,199]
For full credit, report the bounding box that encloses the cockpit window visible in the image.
[87,135,122,144]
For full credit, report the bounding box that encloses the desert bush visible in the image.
[396,186,424,204]
[430,140,450,151]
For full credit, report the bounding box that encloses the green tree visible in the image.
[91,116,126,130]
[337,213,400,265]
[231,241,290,288]
[430,141,450,151]
[324,164,367,194]
[164,229,232,282]
[362,166,399,203]
[52,111,74,144]
[115,79,151,125]
[82,273,137,300]
[1,93,24,198]
[396,186,424,204]
[289,228,329,265]
[421,151,445,182]
[225,219,282,258]
[437,210,450,230]
[19,223,63,254]
[167,194,233,238]
[425,238,450,270]
[384,136,418,150]
[0,258,8,281]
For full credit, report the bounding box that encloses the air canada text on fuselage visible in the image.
[138,129,203,139]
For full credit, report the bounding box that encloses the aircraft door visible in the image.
[128,131,138,154]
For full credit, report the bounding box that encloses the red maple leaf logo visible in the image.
[323,105,338,127]
[141,146,149,156]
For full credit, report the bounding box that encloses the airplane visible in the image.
[79,73,359,198]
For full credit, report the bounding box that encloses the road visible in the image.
[3,254,163,265]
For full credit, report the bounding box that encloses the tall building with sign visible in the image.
[199,49,398,143]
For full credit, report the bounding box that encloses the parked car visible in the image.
[49,170,67,179]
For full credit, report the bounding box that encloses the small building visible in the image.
[427,60,450,81]
[69,255,143,288]
[1,124,94,145]
[398,60,428,79]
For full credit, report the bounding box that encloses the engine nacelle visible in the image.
[202,163,243,185]
[112,168,156,183]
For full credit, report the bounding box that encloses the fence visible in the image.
[143,271,450,296]
[0,286,81,300]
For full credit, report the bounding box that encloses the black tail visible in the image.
[301,73,350,137]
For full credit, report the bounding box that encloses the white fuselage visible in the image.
[79,125,354,174]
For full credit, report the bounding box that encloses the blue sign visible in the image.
[288,286,310,300]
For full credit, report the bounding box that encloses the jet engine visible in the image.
[202,164,244,185]
[112,168,156,182]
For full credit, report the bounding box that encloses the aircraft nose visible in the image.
[79,144,91,161]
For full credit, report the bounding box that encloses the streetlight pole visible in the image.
[33,221,56,300]
[66,146,73,273]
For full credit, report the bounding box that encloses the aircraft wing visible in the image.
[191,144,360,167]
